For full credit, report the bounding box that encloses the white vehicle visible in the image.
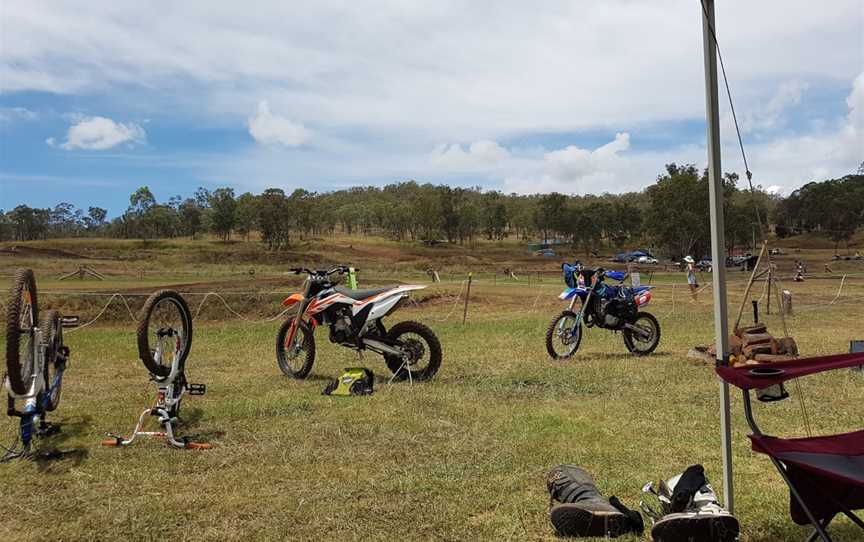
[637,256,659,265]
[277,266,442,382]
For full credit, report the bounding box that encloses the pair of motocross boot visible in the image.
[547,464,738,541]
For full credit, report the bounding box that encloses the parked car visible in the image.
[696,258,713,272]
[637,255,658,264]
[535,249,556,257]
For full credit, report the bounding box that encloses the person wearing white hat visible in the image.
[684,256,698,301]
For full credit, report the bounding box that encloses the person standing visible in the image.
[684,255,698,301]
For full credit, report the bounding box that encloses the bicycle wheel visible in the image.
[5,268,38,396]
[40,310,63,411]
[137,290,193,379]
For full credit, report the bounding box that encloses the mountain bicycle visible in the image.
[102,290,209,449]
[3,268,77,461]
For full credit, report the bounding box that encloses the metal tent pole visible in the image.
[701,0,734,513]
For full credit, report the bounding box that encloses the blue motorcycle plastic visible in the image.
[546,265,661,360]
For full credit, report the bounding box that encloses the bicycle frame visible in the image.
[103,326,208,449]
[3,325,70,460]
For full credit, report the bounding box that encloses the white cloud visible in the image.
[247,100,310,147]
[48,116,146,150]
[429,140,510,171]
[2,1,860,139]
[2,2,862,198]
[0,107,38,123]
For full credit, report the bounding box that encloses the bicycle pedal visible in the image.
[188,383,206,395]
[61,315,80,328]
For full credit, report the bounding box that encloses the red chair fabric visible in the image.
[715,351,864,390]
[749,431,864,487]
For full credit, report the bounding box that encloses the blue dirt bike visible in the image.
[545,263,660,360]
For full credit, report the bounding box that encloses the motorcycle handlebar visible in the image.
[290,266,355,276]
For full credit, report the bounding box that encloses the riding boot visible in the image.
[648,465,740,542]
[547,465,643,538]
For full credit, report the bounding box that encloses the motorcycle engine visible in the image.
[598,299,621,328]
[329,307,356,344]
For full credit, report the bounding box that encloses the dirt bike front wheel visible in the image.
[623,312,661,356]
[137,290,193,379]
[546,310,582,360]
[5,268,38,396]
[276,319,316,379]
[384,321,442,382]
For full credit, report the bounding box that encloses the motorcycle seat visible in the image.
[334,286,395,300]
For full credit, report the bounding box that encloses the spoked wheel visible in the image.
[545,310,582,360]
[384,321,442,382]
[137,290,193,379]
[40,310,64,411]
[623,312,661,356]
[276,319,316,379]
[5,268,38,396]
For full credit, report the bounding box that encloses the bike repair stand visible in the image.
[3,393,62,462]
[102,348,210,450]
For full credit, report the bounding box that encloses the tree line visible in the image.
[2,164,861,258]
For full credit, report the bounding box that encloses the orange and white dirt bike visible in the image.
[276,266,442,382]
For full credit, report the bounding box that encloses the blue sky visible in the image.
[1,1,862,217]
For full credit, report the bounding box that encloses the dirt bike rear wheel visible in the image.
[384,321,441,382]
[623,312,661,356]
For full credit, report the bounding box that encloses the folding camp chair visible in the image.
[716,352,864,542]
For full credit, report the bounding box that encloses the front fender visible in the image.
[558,287,587,300]
[281,293,304,307]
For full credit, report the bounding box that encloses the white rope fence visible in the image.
[65,293,138,334]
[2,272,858,331]
[829,274,847,305]
[428,279,467,323]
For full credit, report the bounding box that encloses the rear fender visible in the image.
[635,291,652,307]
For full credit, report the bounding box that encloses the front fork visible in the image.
[566,289,593,329]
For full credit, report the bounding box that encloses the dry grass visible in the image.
[0,243,862,541]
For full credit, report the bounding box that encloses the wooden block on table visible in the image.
[777,337,799,356]
[753,353,797,363]
[743,343,774,358]
[741,332,774,346]
[729,334,743,356]
[736,323,767,337]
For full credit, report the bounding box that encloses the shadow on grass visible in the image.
[33,414,91,473]
[178,406,226,444]
[585,350,674,361]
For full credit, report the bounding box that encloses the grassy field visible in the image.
[0,238,863,541]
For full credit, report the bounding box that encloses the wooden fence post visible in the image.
[462,273,473,325]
